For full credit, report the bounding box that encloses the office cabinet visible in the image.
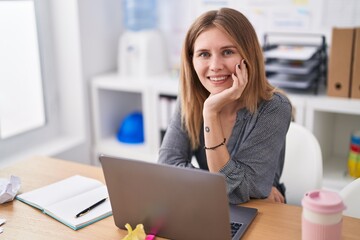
[91,72,360,192]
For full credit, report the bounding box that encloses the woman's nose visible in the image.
[209,55,224,71]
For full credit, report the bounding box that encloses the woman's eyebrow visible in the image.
[220,45,237,50]
[194,48,208,53]
[194,45,236,53]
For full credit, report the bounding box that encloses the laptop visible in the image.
[100,155,257,240]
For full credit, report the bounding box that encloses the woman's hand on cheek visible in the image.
[232,59,248,98]
[210,59,248,101]
[203,60,248,114]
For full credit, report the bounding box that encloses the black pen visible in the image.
[75,198,107,218]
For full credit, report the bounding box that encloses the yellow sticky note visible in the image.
[121,223,147,240]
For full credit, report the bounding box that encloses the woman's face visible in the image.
[192,27,243,94]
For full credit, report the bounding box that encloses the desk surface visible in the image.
[1,156,359,240]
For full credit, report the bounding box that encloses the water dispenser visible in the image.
[118,0,167,77]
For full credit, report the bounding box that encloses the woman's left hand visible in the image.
[266,187,285,203]
[204,59,248,114]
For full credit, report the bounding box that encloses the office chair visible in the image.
[340,178,360,218]
[280,122,323,206]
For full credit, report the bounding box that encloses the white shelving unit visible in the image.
[91,73,178,163]
[91,72,360,191]
[303,96,360,190]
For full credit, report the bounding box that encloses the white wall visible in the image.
[55,0,123,164]
[73,0,122,164]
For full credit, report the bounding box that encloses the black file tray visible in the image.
[263,33,327,94]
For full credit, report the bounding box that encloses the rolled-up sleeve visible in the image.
[220,94,292,204]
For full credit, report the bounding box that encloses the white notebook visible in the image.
[16,175,112,230]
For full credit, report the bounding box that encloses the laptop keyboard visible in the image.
[230,222,243,238]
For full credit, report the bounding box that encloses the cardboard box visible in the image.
[327,28,355,98]
[351,28,360,99]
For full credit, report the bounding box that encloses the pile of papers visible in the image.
[264,44,324,91]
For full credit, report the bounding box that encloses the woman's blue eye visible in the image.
[199,52,210,58]
[223,49,234,56]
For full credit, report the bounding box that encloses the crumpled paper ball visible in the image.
[0,175,21,204]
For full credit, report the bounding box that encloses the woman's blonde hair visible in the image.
[180,8,277,149]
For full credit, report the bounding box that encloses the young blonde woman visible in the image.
[158,8,292,204]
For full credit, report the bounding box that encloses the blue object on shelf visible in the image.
[117,111,144,144]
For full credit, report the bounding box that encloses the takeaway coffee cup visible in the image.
[301,189,346,240]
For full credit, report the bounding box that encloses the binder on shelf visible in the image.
[327,28,354,98]
[158,94,177,144]
[263,33,327,94]
[351,28,360,99]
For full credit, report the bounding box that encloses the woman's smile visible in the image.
[208,75,229,82]
[207,75,232,86]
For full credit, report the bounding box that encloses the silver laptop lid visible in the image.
[100,155,232,240]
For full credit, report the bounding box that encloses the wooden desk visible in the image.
[1,157,359,240]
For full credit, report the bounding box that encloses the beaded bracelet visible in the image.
[204,138,226,150]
